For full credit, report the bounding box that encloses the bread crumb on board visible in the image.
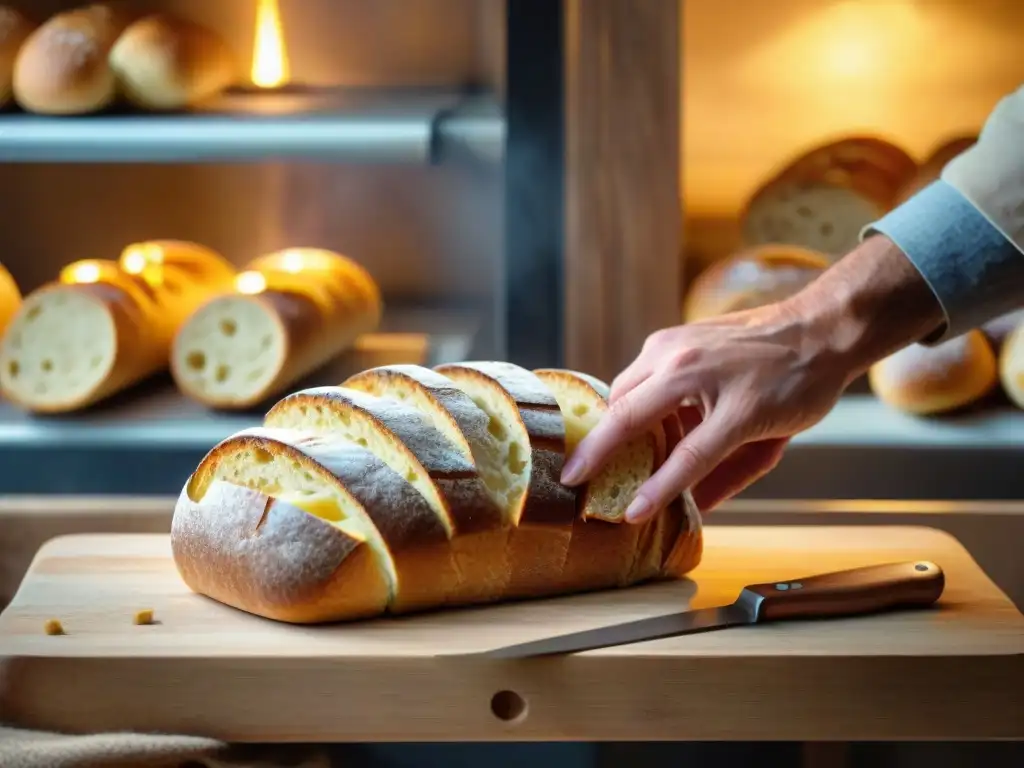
[133,609,155,625]
[43,618,65,635]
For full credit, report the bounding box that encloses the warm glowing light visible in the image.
[236,270,268,294]
[251,0,290,88]
[120,243,165,276]
[63,261,102,284]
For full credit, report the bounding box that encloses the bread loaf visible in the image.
[682,244,830,323]
[171,249,380,410]
[0,261,21,337]
[868,330,998,415]
[264,386,509,605]
[0,6,35,107]
[998,319,1024,410]
[896,136,977,205]
[109,14,237,110]
[170,364,704,623]
[742,137,918,258]
[13,4,134,114]
[0,243,234,413]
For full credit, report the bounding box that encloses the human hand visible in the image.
[560,302,852,522]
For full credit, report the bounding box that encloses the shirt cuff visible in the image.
[861,179,1024,344]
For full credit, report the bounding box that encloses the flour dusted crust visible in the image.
[0,261,21,336]
[13,4,135,114]
[869,330,998,415]
[184,427,456,614]
[433,361,576,598]
[265,386,509,604]
[0,6,35,106]
[683,244,830,322]
[109,14,237,110]
[998,320,1024,410]
[171,480,388,623]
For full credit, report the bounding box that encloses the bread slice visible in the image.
[171,479,389,623]
[534,369,659,590]
[183,426,456,615]
[656,412,704,579]
[0,282,164,413]
[0,260,21,336]
[869,331,998,415]
[433,361,577,598]
[264,385,508,604]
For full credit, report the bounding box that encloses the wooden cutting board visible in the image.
[0,525,1021,742]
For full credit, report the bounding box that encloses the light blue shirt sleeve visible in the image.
[861,179,1024,343]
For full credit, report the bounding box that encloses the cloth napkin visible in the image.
[0,726,333,768]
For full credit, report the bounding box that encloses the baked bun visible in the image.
[0,260,20,336]
[868,330,998,415]
[981,308,1024,349]
[0,6,35,107]
[109,14,237,110]
[998,319,1024,410]
[896,136,978,205]
[683,244,830,322]
[742,137,918,258]
[12,4,134,115]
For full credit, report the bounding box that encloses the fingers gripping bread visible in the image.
[0,261,21,336]
[658,413,704,579]
[433,361,577,598]
[264,386,509,604]
[178,427,455,616]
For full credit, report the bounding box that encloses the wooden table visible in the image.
[0,525,1020,742]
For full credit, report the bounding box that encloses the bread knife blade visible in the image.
[465,560,944,659]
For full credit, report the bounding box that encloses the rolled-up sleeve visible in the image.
[861,85,1024,343]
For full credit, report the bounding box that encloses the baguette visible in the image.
[683,244,830,323]
[868,330,998,415]
[264,386,509,604]
[999,319,1024,410]
[109,14,237,110]
[658,412,704,578]
[180,427,455,616]
[896,136,977,205]
[433,361,577,598]
[0,6,35,107]
[171,249,380,410]
[0,260,21,337]
[13,3,135,115]
[0,244,234,413]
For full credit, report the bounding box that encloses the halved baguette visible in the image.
[264,385,509,604]
[433,361,577,598]
[171,479,389,623]
[658,412,704,579]
[0,261,21,336]
[181,426,455,615]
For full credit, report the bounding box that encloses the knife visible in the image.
[471,560,945,659]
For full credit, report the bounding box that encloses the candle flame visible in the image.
[236,271,268,294]
[251,0,290,88]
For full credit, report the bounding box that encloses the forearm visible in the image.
[784,236,944,384]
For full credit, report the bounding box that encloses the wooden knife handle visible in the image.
[741,561,945,622]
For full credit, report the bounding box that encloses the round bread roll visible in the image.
[683,244,830,322]
[896,136,978,205]
[171,250,381,410]
[998,320,1024,410]
[868,330,998,416]
[13,3,134,115]
[742,137,918,259]
[0,260,21,334]
[109,14,237,110]
[982,308,1024,349]
[0,6,35,107]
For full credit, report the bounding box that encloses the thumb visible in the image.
[625,408,746,523]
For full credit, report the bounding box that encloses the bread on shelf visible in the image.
[741,137,918,258]
[264,385,509,605]
[171,248,381,410]
[896,136,978,205]
[0,242,235,413]
[13,3,136,115]
[0,261,21,337]
[868,330,998,416]
[982,308,1024,350]
[170,363,704,624]
[683,244,830,323]
[998,319,1024,410]
[109,13,237,110]
[0,6,35,107]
